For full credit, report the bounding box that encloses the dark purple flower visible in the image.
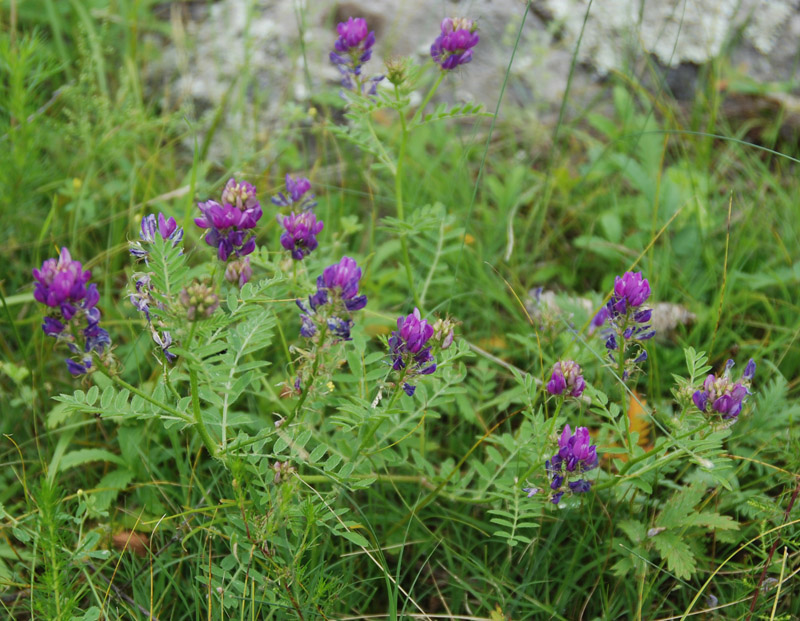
[692,358,755,421]
[66,356,93,376]
[430,17,480,71]
[326,316,354,341]
[153,330,177,363]
[196,178,262,261]
[319,256,367,311]
[33,248,92,312]
[403,383,416,397]
[743,359,756,381]
[589,307,609,334]
[568,479,592,493]
[389,308,437,396]
[34,249,113,374]
[546,360,586,398]
[330,17,384,95]
[557,425,598,472]
[271,174,316,211]
[84,321,111,354]
[280,211,324,260]
[296,258,367,341]
[546,425,598,503]
[42,317,65,337]
[608,271,651,317]
[130,212,184,260]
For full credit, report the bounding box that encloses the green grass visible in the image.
[1,1,799,619]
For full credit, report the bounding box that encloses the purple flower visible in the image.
[66,356,93,376]
[523,487,541,498]
[271,174,316,211]
[33,248,92,313]
[153,330,177,363]
[608,271,651,317]
[195,178,262,261]
[280,211,324,260]
[557,425,598,472]
[326,316,354,341]
[546,425,598,503]
[743,359,756,381]
[319,256,367,311]
[389,308,437,396]
[33,249,113,375]
[330,17,384,95]
[589,306,609,334]
[546,360,586,398]
[430,17,480,71]
[42,317,65,337]
[130,212,184,261]
[296,257,367,341]
[692,358,755,421]
[84,321,111,354]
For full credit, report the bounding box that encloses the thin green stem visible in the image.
[288,322,328,425]
[360,368,408,452]
[410,71,445,126]
[189,365,220,460]
[394,83,421,308]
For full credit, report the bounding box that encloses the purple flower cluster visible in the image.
[693,359,756,420]
[271,174,316,211]
[280,211,324,261]
[596,271,654,376]
[329,17,383,95]
[196,178,262,264]
[129,212,183,262]
[430,17,480,70]
[296,256,367,341]
[389,308,437,397]
[33,248,111,375]
[545,425,598,504]
[546,360,586,398]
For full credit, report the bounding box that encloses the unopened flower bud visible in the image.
[180,279,220,320]
[224,256,253,288]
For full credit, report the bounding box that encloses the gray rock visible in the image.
[145,0,800,160]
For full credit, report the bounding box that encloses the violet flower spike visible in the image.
[33,247,92,312]
[280,211,324,261]
[546,425,598,503]
[330,17,384,95]
[195,178,262,261]
[131,212,184,260]
[546,360,586,398]
[430,17,480,71]
[389,308,436,397]
[271,174,317,211]
[295,257,367,341]
[692,357,756,421]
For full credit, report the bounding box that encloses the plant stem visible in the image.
[410,71,445,126]
[360,368,408,451]
[189,365,220,460]
[394,83,421,308]
[288,322,328,425]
